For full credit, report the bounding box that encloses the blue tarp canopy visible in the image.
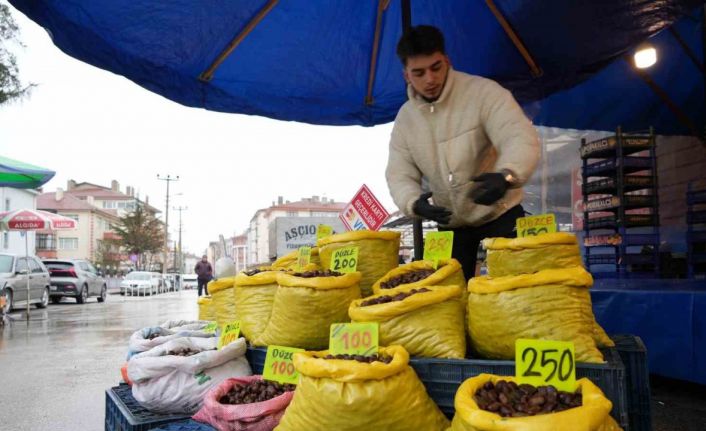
[9,1,705,134]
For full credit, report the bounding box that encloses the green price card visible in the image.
[296,246,311,271]
[217,321,241,350]
[329,322,379,356]
[515,338,576,392]
[316,224,333,240]
[516,213,557,238]
[423,231,454,269]
[203,322,218,334]
[263,345,304,385]
[329,246,359,273]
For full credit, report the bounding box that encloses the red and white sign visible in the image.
[339,185,390,231]
[0,209,78,231]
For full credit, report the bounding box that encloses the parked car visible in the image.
[120,271,162,296]
[181,274,197,290]
[1,253,51,313]
[43,259,107,304]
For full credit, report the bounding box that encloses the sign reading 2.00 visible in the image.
[329,246,359,273]
[515,339,576,392]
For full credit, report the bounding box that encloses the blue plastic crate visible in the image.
[150,420,215,431]
[612,335,651,431]
[409,348,628,428]
[105,384,191,431]
[246,347,628,429]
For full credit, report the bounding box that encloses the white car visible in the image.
[120,271,162,296]
[181,274,197,290]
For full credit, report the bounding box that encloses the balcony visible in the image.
[103,232,122,240]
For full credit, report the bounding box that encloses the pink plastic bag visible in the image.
[192,375,294,431]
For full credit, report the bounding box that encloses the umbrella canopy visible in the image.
[8,0,702,129]
[0,156,55,189]
[0,209,77,231]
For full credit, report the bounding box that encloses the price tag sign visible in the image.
[203,322,218,334]
[516,213,557,238]
[263,345,304,385]
[296,246,311,271]
[316,224,333,240]
[217,321,241,350]
[329,246,359,273]
[515,339,576,392]
[423,231,454,269]
[329,322,379,356]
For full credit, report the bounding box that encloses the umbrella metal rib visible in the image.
[365,0,391,106]
[198,0,280,82]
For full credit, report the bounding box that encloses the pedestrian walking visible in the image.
[194,255,213,297]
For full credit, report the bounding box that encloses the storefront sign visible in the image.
[516,213,557,237]
[584,234,622,247]
[329,322,379,356]
[516,339,576,392]
[270,217,345,259]
[423,231,454,269]
[340,184,390,231]
[296,246,311,271]
[217,321,241,349]
[585,197,620,212]
[330,246,359,273]
[263,345,304,385]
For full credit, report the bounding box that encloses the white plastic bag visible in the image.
[159,320,212,331]
[216,257,237,278]
[127,325,215,359]
[128,337,252,414]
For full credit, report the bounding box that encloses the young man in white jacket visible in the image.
[386,25,540,280]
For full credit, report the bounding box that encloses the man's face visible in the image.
[202,256,207,262]
[404,52,450,102]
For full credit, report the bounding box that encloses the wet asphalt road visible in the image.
[0,288,198,431]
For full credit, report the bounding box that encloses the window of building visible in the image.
[2,232,8,249]
[36,234,56,250]
[64,214,79,221]
[4,198,10,211]
[102,201,116,209]
[311,211,337,217]
[59,237,79,250]
[286,211,298,217]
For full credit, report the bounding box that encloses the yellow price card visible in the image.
[329,246,359,273]
[203,322,218,334]
[329,322,379,356]
[516,213,557,238]
[263,345,304,385]
[217,321,241,349]
[296,246,311,271]
[515,339,576,392]
[423,231,454,269]
[316,224,333,240]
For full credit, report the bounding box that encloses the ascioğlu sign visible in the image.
[269,217,346,259]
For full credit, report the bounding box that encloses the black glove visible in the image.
[413,192,452,225]
[470,173,509,205]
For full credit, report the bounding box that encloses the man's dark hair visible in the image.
[396,25,445,65]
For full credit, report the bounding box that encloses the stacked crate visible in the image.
[687,182,706,278]
[581,127,660,277]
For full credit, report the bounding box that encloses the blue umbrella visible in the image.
[0,155,55,189]
[8,0,702,130]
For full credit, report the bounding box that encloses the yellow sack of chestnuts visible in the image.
[468,267,610,363]
[482,233,583,278]
[449,374,621,431]
[271,247,321,270]
[275,345,449,431]
[208,276,238,326]
[372,258,466,296]
[197,295,215,322]
[349,285,466,359]
[233,267,282,342]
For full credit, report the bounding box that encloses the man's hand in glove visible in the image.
[413,192,452,225]
[469,172,509,205]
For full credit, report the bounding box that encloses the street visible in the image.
[0,287,199,431]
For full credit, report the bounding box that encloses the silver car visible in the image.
[43,259,107,304]
[1,253,51,313]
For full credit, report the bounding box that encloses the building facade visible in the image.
[0,187,39,256]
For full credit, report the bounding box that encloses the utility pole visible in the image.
[157,174,179,275]
[173,206,188,273]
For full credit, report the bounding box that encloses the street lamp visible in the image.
[157,174,179,275]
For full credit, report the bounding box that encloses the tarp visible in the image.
[9,1,703,132]
[0,155,55,189]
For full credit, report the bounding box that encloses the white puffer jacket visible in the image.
[386,69,539,228]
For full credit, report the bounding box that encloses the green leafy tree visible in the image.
[93,238,122,275]
[112,203,164,270]
[1,3,33,104]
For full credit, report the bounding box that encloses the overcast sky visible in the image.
[0,4,396,255]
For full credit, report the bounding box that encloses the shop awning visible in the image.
[8,0,704,133]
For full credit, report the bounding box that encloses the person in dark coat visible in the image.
[194,255,213,297]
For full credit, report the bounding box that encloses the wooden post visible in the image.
[485,0,542,78]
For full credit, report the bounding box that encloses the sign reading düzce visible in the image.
[340,185,390,231]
